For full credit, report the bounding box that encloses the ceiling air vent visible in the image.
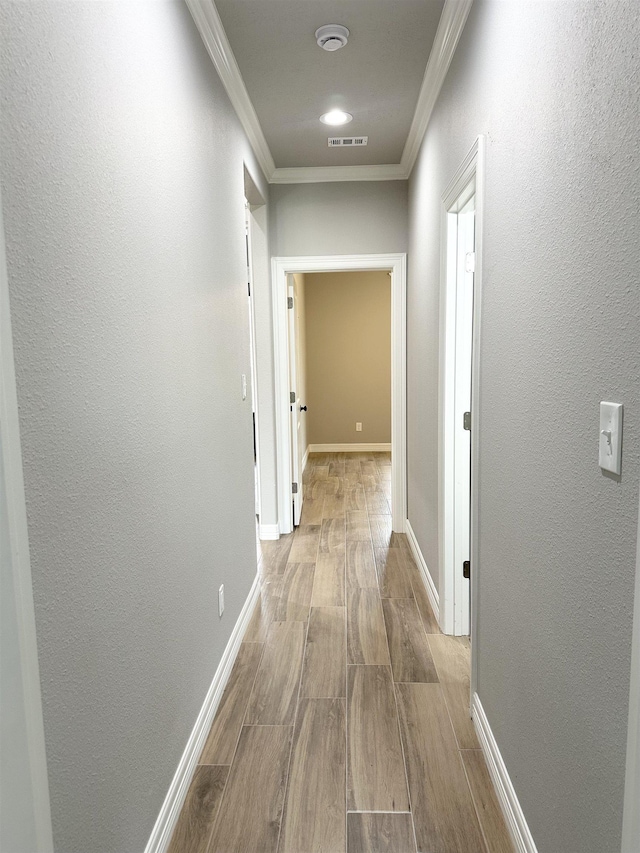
[328,136,368,147]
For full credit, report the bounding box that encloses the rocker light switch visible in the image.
[599,402,622,475]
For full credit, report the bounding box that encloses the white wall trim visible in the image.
[270,164,407,184]
[258,523,280,541]
[622,488,640,851]
[0,187,54,851]
[301,446,310,472]
[400,0,475,175]
[184,0,275,182]
[272,254,407,535]
[405,519,440,624]
[308,443,392,453]
[186,0,472,185]
[144,574,260,853]
[472,694,538,853]
[438,136,485,644]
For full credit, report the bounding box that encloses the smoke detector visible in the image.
[315,24,350,52]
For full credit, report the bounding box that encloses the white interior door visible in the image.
[453,202,475,635]
[287,276,304,526]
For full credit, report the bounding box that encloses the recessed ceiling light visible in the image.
[320,109,353,126]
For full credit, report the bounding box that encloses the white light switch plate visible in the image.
[599,401,623,475]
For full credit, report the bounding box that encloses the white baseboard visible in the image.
[308,443,392,453]
[258,523,280,541]
[302,446,309,473]
[472,694,538,853]
[404,519,440,624]
[144,574,260,853]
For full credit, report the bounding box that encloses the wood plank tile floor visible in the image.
[168,452,513,853]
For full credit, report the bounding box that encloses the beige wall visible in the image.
[304,271,391,446]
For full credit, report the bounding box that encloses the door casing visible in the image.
[271,253,407,535]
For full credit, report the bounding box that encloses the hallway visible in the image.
[168,453,513,853]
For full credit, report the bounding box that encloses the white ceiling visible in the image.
[214,0,446,170]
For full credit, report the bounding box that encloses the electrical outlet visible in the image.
[356,422,362,432]
[218,584,224,617]
[241,374,247,401]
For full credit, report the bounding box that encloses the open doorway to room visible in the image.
[288,270,393,528]
[272,254,407,537]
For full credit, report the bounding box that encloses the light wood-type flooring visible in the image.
[168,453,513,853]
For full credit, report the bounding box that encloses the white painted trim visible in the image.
[622,489,640,851]
[272,254,407,535]
[270,164,407,184]
[258,523,280,541]
[0,187,54,850]
[308,443,392,454]
[472,693,538,853]
[302,446,310,472]
[184,0,275,182]
[185,0,472,185]
[400,0,475,176]
[405,519,440,624]
[145,574,260,853]
[438,136,485,641]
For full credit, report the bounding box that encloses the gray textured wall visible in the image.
[0,2,267,851]
[408,1,640,850]
[269,181,408,257]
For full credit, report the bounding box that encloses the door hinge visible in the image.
[463,560,470,579]
[287,296,294,309]
[290,391,296,404]
[463,411,471,431]
[292,482,298,494]
[465,252,476,273]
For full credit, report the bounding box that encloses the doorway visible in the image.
[439,138,484,655]
[272,254,407,536]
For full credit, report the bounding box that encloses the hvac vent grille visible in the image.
[328,136,368,147]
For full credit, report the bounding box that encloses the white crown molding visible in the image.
[185,0,473,184]
[401,0,474,175]
[270,164,408,184]
[184,0,276,181]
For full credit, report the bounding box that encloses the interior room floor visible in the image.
[168,452,513,853]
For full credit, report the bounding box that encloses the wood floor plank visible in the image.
[319,517,346,553]
[369,515,397,550]
[279,698,346,852]
[199,643,264,765]
[427,635,471,683]
[347,813,416,853]
[409,569,441,634]
[346,510,370,541]
[461,750,515,853]
[311,552,345,606]
[260,534,295,575]
[300,497,325,525]
[382,598,439,683]
[347,665,409,812]
[323,492,346,518]
[366,489,391,515]
[395,683,486,853]
[287,524,321,563]
[345,484,367,511]
[442,682,479,749]
[347,588,390,665]
[168,765,228,853]
[245,621,306,725]
[346,541,378,590]
[300,607,346,698]
[272,562,314,622]
[207,726,291,853]
[375,548,413,598]
[243,579,280,642]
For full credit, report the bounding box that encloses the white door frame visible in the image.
[622,487,640,851]
[439,137,485,649]
[271,253,407,535]
[0,189,54,851]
